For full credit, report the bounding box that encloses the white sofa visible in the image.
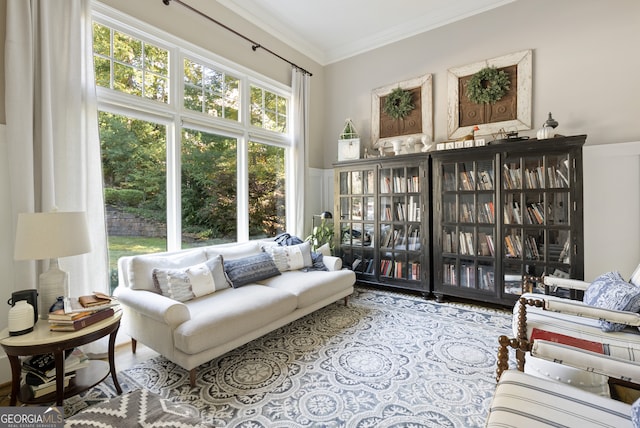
[114,240,355,386]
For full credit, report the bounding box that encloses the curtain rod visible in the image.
[162,0,313,77]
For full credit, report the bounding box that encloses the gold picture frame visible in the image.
[371,74,433,149]
[447,50,532,139]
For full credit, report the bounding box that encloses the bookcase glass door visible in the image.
[439,157,496,294]
[379,164,422,284]
[338,168,376,276]
[502,152,573,297]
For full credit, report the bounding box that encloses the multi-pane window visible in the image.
[181,129,238,247]
[183,59,240,121]
[251,85,288,132]
[248,142,286,239]
[92,8,293,291]
[93,22,169,103]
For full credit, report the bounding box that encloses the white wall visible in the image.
[322,0,640,167]
[584,141,640,281]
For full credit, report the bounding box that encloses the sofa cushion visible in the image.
[264,241,313,272]
[174,285,297,354]
[205,241,262,261]
[128,249,208,292]
[223,252,281,288]
[259,269,355,308]
[153,255,229,302]
[583,271,640,332]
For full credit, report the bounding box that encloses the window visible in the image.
[92,6,292,289]
[251,85,287,132]
[183,59,240,121]
[93,22,169,103]
[248,142,286,239]
[181,128,237,247]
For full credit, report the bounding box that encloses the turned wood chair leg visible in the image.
[131,338,137,354]
[496,335,511,382]
[344,296,349,306]
[189,369,197,387]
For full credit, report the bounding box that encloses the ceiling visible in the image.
[217,0,517,65]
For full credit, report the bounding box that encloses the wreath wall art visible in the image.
[447,50,532,139]
[371,74,433,149]
[465,66,511,105]
[383,87,415,120]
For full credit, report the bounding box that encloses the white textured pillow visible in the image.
[153,255,229,302]
[128,249,207,291]
[317,243,332,257]
[265,241,313,272]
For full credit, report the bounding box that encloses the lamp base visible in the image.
[38,259,69,319]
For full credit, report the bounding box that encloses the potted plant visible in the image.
[305,212,334,253]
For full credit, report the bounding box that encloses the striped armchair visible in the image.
[509,274,640,396]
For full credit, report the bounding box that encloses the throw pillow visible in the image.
[223,252,281,288]
[583,271,640,332]
[633,396,640,428]
[264,241,313,272]
[153,255,229,302]
[317,243,331,257]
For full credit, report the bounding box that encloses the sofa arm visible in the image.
[114,287,191,328]
[323,255,343,271]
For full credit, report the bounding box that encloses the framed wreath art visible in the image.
[447,50,532,139]
[371,74,433,150]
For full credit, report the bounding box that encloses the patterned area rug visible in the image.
[64,288,513,427]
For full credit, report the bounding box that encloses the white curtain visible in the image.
[290,68,310,238]
[6,1,108,298]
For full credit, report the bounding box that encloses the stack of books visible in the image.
[48,293,119,332]
[22,348,89,398]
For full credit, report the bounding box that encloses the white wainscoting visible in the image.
[306,168,334,235]
[584,141,640,281]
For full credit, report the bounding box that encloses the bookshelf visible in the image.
[431,135,585,305]
[334,154,431,295]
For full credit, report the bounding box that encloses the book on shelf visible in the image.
[29,374,74,398]
[49,307,115,331]
[23,348,89,384]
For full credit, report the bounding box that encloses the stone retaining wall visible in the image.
[106,206,166,238]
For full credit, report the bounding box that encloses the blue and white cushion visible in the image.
[583,271,640,332]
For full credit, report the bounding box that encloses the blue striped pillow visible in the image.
[223,252,281,288]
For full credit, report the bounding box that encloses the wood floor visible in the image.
[0,341,158,406]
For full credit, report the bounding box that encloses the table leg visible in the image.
[108,325,122,394]
[54,350,65,406]
[7,355,21,406]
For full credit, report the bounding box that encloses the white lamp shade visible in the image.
[14,211,92,260]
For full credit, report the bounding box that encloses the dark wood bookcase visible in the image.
[431,135,585,305]
[333,154,431,296]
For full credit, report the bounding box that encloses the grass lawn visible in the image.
[108,236,167,271]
